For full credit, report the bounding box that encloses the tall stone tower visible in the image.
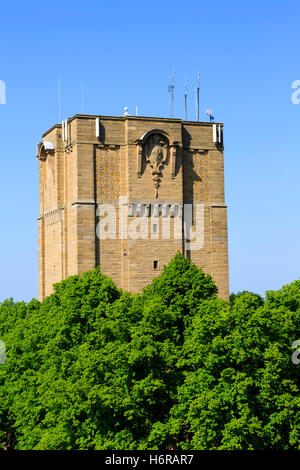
[37,114,229,300]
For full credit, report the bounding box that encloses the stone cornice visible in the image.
[42,115,224,138]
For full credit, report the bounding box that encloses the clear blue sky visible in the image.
[0,0,299,302]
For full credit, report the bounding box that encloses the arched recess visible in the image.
[37,141,56,188]
[137,128,170,146]
[37,141,55,161]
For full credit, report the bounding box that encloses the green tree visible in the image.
[0,256,299,450]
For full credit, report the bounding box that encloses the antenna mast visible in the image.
[168,69,175,118]
[195,72,200,121]
[185,78,188,120]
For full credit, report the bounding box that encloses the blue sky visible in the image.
[0,0,299,301]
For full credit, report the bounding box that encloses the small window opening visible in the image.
[153,260,158,269]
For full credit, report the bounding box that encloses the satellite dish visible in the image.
[206,109,214,121]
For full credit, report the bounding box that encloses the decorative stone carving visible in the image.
[144,134,168,198]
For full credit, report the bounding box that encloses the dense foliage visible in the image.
[0,253,299,450]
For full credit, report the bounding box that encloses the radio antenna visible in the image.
[168,69,175,118]
[195,72,200,121]
[185,78,188,120]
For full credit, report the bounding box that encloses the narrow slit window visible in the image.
[153,260,158,269]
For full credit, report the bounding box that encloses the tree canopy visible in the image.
[0,253,299,450]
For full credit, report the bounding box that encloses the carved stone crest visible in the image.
[144,134,168,198]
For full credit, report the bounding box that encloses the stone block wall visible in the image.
[37,115,229,300]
